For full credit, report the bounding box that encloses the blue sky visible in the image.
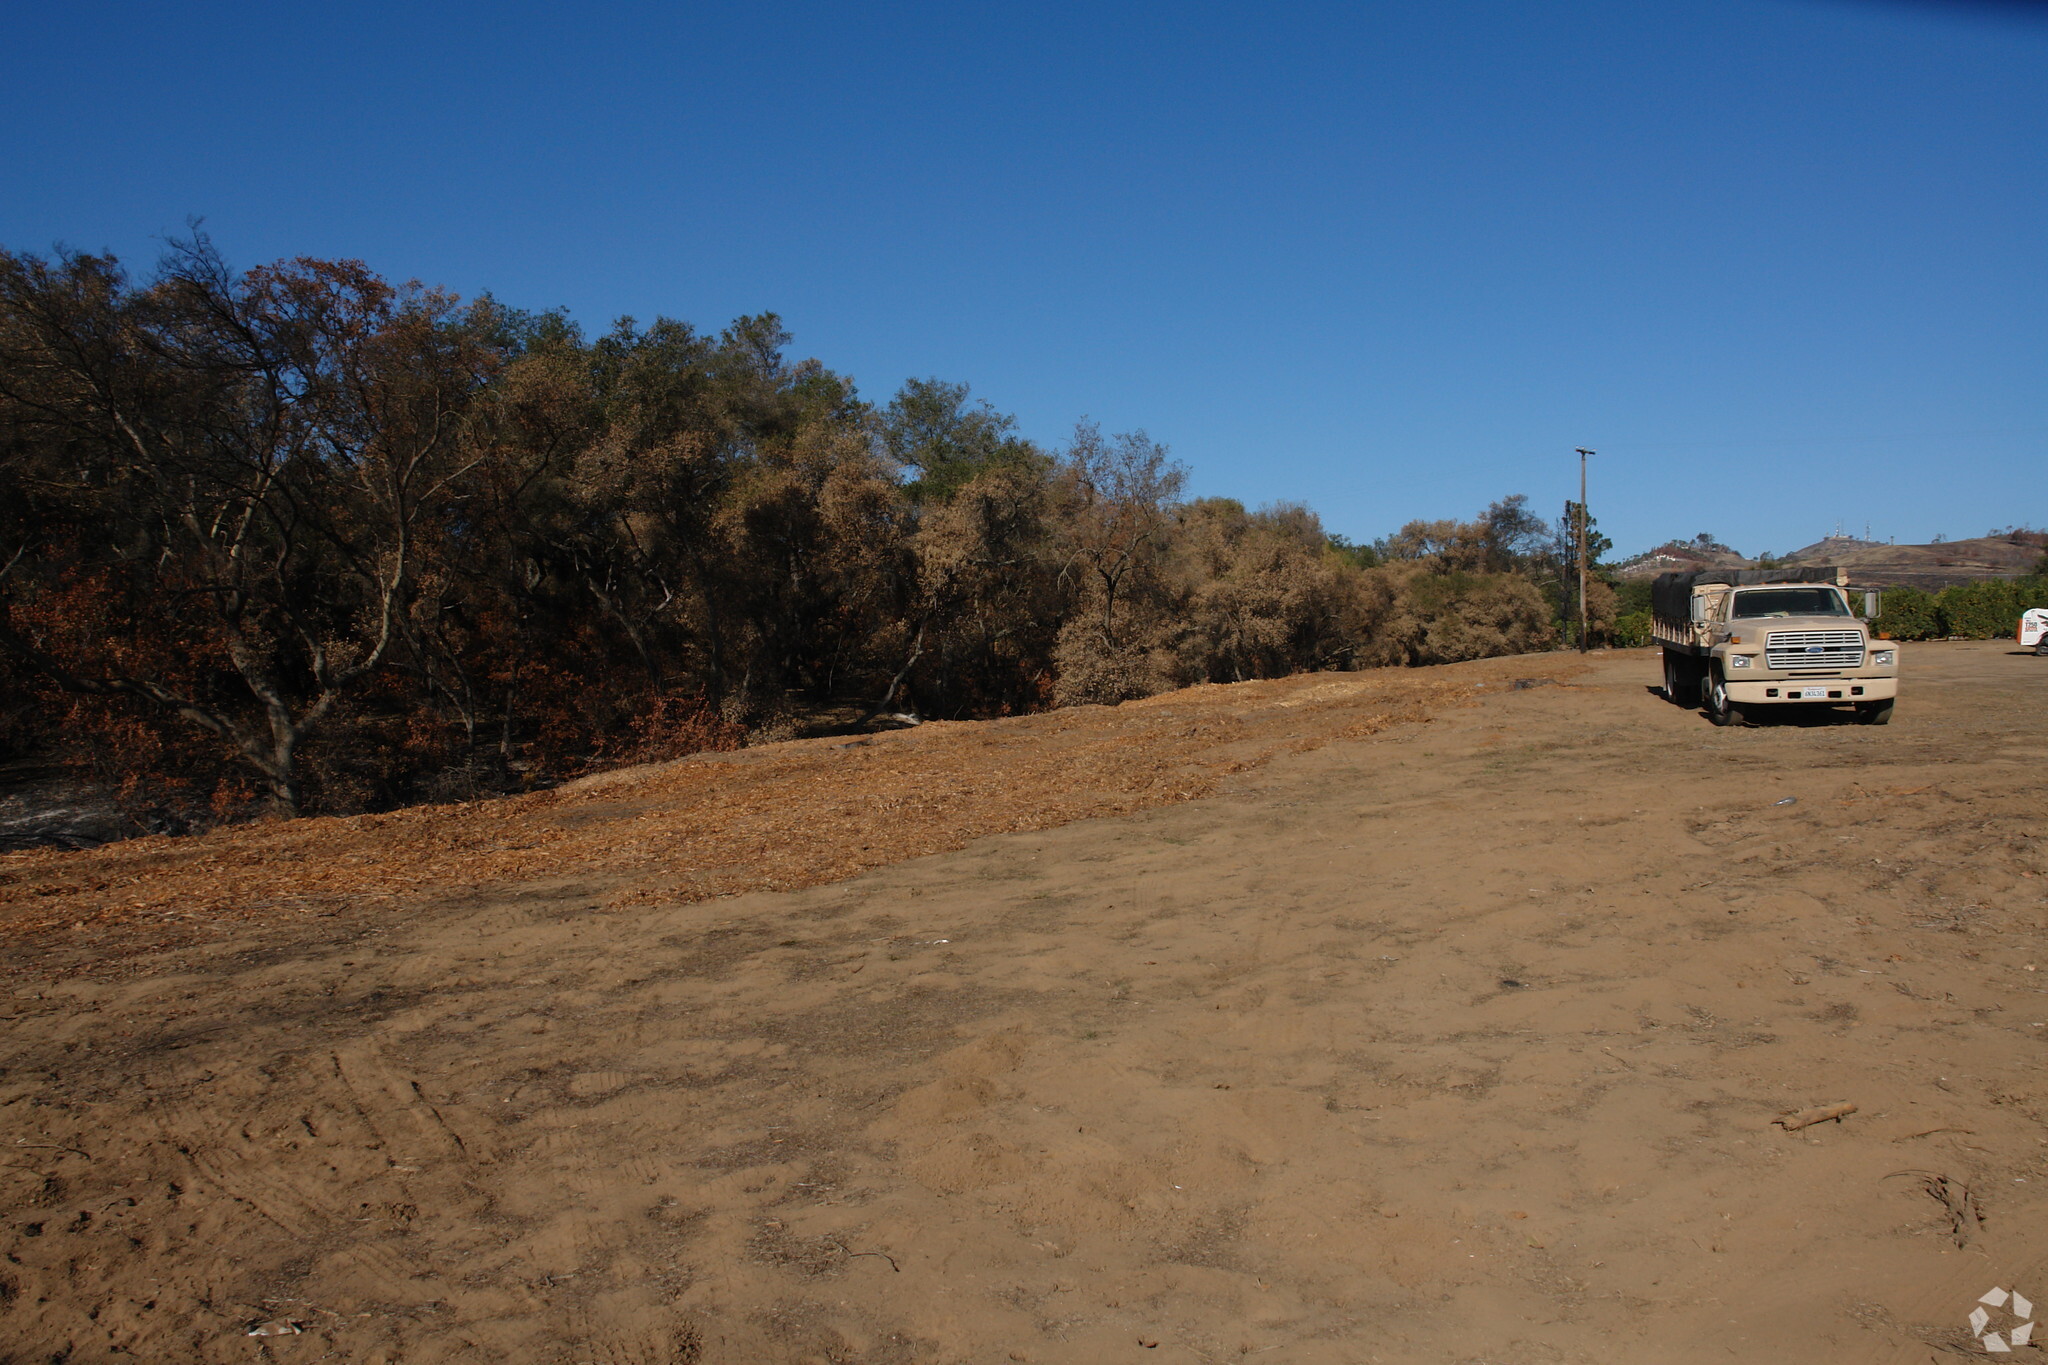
[4,0,2043,557]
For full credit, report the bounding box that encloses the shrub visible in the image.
[1050,618,1175,706]
[1398,567,1558,663]
[1873,587,1942,641]
[1935,578,2028,640]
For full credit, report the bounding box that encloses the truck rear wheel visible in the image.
[1855,699,1894,725]
[1662,650,1687,703]
[1706,671,1743,727]
[1668,653,1706,708]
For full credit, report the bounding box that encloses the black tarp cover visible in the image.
[1651,567,1841,623]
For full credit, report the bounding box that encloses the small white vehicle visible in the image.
[2022,607,2048,656]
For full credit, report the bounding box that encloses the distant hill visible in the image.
[1781,532,2045,591]
[1782,533,1884,561]
[1614,545,1754,581]
[1618,531,2044,591]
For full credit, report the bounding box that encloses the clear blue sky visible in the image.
[5,0,2043,557]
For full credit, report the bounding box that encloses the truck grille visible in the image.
[1765,629,1864,670]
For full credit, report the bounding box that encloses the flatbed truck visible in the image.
[1652,567,1898,726]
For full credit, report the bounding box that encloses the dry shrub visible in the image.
[622,694,747,763]
[1358,564,1557,665]
[1051,618,1177,705]
[1173,501,1357,682]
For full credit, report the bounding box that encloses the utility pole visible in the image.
[1575,448,1595,653]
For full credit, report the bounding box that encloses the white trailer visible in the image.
[2022,607,2048,655]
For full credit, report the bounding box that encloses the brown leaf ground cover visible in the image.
[1,660,1570,953]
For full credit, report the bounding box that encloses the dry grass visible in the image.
[0,657,1581,953]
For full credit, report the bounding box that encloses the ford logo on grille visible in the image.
[1805,645,1825,653]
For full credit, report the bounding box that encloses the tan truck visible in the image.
[1652,568,1898,726]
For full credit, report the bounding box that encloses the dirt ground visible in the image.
[4,641,2046,1364]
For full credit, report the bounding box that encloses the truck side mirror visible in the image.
[1862,591,1880,619]
[1691,599,1706,623]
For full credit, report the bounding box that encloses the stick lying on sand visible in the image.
[1775,1102,1856,1131]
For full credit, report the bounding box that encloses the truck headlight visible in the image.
[1872,649,1895,666]
[1728,654,1753,669]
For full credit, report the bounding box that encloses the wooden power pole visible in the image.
[1575,448,1595,652]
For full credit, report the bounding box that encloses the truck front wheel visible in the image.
[1706,672,1743,727]
[1855,699,1894,725]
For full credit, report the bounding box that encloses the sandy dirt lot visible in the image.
[4,641,2046,1364]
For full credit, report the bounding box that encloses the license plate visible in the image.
[1799,686,1830,699]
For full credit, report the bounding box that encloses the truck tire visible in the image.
[1675,654,1706,708]
[2036,640,2048,657]
[1663,650,1687,703]
[1706,671,1743,727]
[1855,699,1894,725]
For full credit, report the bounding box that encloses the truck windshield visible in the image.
[1731,588,1850,618]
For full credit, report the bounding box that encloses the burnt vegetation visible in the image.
[0,238,1604,827]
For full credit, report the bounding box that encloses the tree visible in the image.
[902,459,1067,716]
[3,239,1634,829]
[1355,564,1557,665]
[1323,532,1377,570]
[1555,501,1614,571]
[1374,518,1486,570]
[1872,586,1941,641]
[881,378,1041,503]
[1051,423,1185,703]
[1170,500,1359,682]
[1480,494,1550,571]
[0,236,500,813]
[1935,578,2034,640]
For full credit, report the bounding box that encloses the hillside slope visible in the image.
[1783,532,2044,590]
[0,663,1505,946]
[1621,531,2042,590]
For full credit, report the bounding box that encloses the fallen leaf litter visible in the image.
[2,662,1574,953]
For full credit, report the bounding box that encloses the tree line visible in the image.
[0,239,1609,825]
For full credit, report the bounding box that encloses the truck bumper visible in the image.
[1725,676,1897,705]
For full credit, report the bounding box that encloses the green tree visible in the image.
[1324,532,1378,569]
[1555,501,1614,571]
[1611,610,1653,647]
[881,378,1041,503]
